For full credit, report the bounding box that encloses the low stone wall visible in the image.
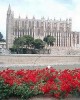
[0,54,80,65]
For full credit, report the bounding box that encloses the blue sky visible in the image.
[0,0,80,39]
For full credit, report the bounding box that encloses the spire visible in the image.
[69,18,72,21]
[54,17,55,21]
[26,15,28,19]
[47,17,49,20]
[7,4,11,14]
[60,18,61,21]
[9,4,11,9]
[19,14,21,19]
[33,16,35,19]
[42,16,44,20]
[8,4,11,11]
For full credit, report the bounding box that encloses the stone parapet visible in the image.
[0,54,80,65]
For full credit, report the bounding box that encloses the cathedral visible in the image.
[6,5,80,49]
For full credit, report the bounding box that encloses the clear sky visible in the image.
[0,0,80,39]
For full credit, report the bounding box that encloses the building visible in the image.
[0,42,6,48]
[6,5,80,49]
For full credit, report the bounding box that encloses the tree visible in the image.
[43,35,56,46]
[12,35,34,53]
[23,35,34,48]
[0,32,3,41]
[0,32,5,42]
[33,39,45,49]
[13,36,26,53]
[13,38,20,53]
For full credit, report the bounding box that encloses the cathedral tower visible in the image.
[6,4,14,49]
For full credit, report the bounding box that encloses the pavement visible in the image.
[8,96,80,100]
[0,63,80,71]
[29,97,80,100]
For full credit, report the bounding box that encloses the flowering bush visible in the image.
[0,67,80,99]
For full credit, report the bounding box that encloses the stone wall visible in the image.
[0,54,80,65]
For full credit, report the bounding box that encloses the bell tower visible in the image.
[6,4,14,49]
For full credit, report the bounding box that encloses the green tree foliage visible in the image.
[12,35,55,54]
[13,38,20,53]
[0,32,5,42]
[0,32,3,40]
[43,35,56,46]
[33,39,44,49]
[13,35,34,48]
[23,35,34,48]
[13,35,34,53]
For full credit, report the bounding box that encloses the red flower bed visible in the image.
[0,67,80,99]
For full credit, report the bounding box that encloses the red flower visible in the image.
[54,92,60,98]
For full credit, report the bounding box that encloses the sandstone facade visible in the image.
[6,5,80,49]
